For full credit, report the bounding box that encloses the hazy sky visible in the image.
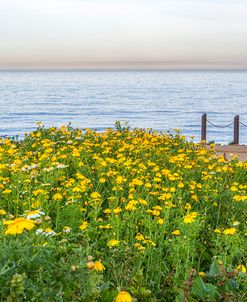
[0,0,247,69]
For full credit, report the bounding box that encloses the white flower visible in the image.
[56,163,69,169]
[25,210,45,219]
[35,228,56,237]
[63,226,72,233]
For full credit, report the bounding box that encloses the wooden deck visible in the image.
[214,145,247,161]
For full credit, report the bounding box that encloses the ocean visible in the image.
[0,70,246,144]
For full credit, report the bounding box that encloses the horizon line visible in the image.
[1,68,247,72]
[0,60,247,71]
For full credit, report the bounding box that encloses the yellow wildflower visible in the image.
[138,198,148,206]
[223,228,237,235]
[237,264,246,273]
[0,209,6,215]
[125,201,138,211]
[53,193,63,201]
[116,175,124,184]
[230,186,238,192]
[3,218,35,235]
[115,291,132,302]
[172,230,181,236]
[91,191,101,199]
[98,224,112,229]
[113,207,122,215]
[133,243,145,251]
[130,178,143,186]
[135,233,145,241]
[93,261,105,271]
[152,209,160,216]
[103,208,111,214]
[157,217,164,224]
[214,229,221,234]
[107,239,120,247]
[2,189,12,194]
[99,177,106,183]
[79,221,89,230]
[183,212,198,224]
[184,203,191,210]
[199,272,206,277]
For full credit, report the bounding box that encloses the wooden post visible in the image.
[233,115,239,145]
[201,113,207,142]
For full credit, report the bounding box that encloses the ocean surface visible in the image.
[0,70,246,144]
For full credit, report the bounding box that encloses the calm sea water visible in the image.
[0,70,246,144]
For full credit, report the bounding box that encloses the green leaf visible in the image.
[175,289,184,302]
[226,279,239,291]
[191,277,218,301]
[208,260,221,277]
[99,288,117,302]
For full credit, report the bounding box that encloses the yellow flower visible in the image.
[199,272,206,277]
[33,189,45,196]
[2,189,12,194]
[183,212,198,224]
[98,224,112,229]
[107,239,120,247]
[157,217,164,224]
[115,291,132,302]
[184,203,191,210]
[93,261,105,271]
[214,229,221,234]
[113,207,122,215]
[135,233,145,241]
[52,193,63,201]
[230,186,238,192]
[90,191,101,199]
[223,228,237,235]
[103,208,111,214]
[237,264,246,273]
[130,178,143,186]
[138,198,148,206]
[125,200,138,211]
[172,230,181,236]
[116,175,124,184]
[0,209,6,215]
[3,218,35,235]
[79,221,89,230]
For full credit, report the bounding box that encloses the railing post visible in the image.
[201,113,207,142]
[233,115,239,145]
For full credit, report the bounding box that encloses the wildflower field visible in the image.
[0,123,246,301]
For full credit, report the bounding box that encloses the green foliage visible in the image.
[115,121,130,132]
[0,125,246,301]
[0,238,106,301]
[191,277,218,301]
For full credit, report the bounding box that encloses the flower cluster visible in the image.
[0,124,246,300]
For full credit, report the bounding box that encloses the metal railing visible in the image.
[201,113,247,144]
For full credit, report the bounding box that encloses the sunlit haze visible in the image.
[1,0,247,69]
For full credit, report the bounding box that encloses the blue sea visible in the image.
[0,70,246,144]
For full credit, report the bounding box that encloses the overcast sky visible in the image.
[0,0,247,69]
